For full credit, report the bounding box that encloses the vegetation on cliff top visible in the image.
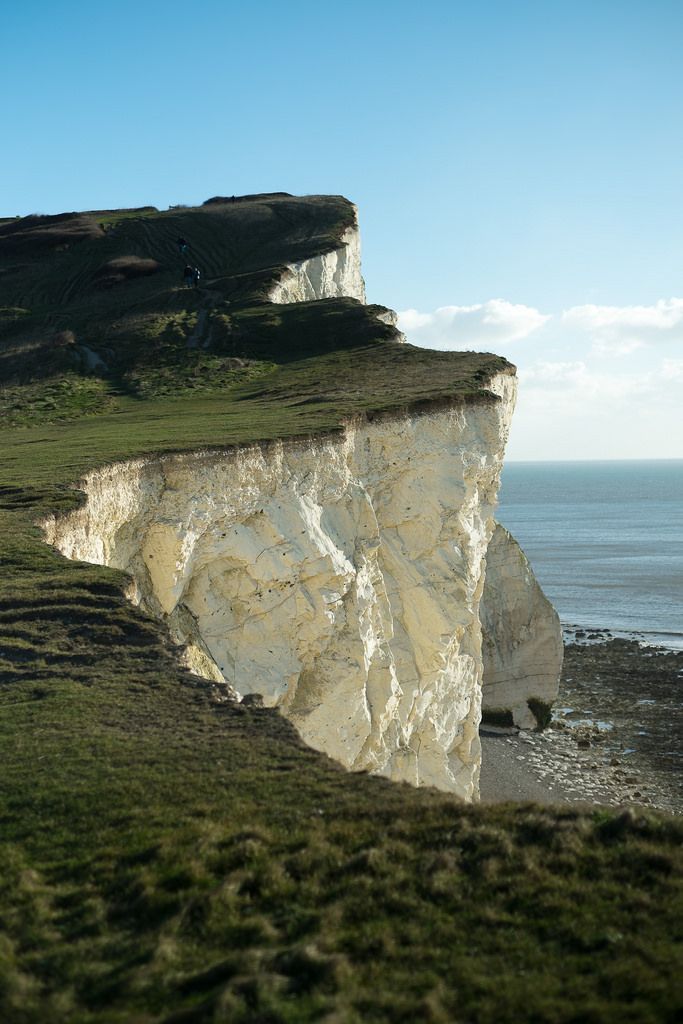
[1,194,681,1022]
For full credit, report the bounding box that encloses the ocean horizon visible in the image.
[496,458,683,650]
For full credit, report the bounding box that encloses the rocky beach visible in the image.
[481,629,683,814]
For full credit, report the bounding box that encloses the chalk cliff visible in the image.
[268,223,366,304]
[481,523,563,729]
[38,205,563,799]
[43,371,516,800]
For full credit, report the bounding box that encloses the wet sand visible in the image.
[479,632,683,814]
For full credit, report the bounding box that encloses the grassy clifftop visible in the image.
[1,195,681,1023]
[1,192,508,428]
[1,193,356,421]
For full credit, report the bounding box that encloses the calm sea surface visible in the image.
[496,460,683,650]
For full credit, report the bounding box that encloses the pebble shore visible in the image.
[480,630,683,814]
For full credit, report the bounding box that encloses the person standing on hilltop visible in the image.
[177,237,189,255]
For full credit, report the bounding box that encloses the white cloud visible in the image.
[519,360,587,386]
[562,298,683,354]
[507,355,683,459]
[396,295,683,457]
[519,359,654,403]
[400,296,683,356]
[398,299,550,349]
[660,357,683,382]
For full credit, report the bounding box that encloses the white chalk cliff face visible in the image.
[39,215,562,799]
[481,523,563,730]
[43,375,516,800]
[268,224,366,304]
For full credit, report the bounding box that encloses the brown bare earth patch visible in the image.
[93,255,162,285]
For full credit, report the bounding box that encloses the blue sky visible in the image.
[4,0,682,458]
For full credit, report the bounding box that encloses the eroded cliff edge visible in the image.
[44,372,516,800]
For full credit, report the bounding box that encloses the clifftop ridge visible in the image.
[1,192,511,431]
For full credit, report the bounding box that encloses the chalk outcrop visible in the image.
[268,224,366,304]
[43,373,516,800]
[481,523,563,730]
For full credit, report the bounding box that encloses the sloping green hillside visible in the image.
[0,193,357,420]
[1,194,681,1023]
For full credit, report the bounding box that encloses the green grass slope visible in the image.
[1,195,681,1023]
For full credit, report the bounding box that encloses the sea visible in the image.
[496,460,683,651]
